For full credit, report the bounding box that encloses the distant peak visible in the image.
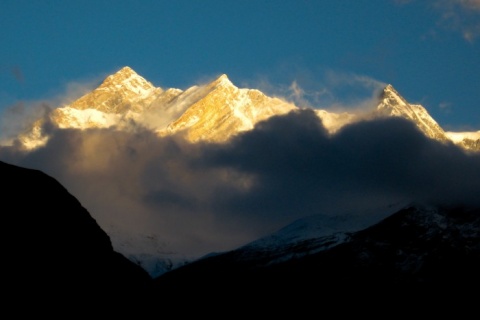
[113,66,138,77]
[380,84,404,100]
[211,74,234,88]
[217,74,229,81]
[99,66,155,94]
[376,83,411,114]
[383,84,397,94]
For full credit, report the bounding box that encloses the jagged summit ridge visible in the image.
[65,66,161,114]
[99,66,157,97]
[159,72,296,142]
[13,67,479,152]
[379,83,416,111]
[377,84,448,142]
[211,74,233,88]
[8,68,480,277]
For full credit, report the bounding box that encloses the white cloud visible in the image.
[243,69,387,114]
[0,75,104,145]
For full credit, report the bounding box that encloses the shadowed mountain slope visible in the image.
[153,205,480,309]
[1,160,152,308]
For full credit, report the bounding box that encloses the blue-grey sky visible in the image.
[1,0,479,131]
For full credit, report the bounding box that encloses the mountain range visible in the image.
[3,158,478,312]
[2,66,480,283]
[153,204,480,308]
[16,66,480,152]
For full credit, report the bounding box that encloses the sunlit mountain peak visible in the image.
[211,73,233,88]
[12,69,479,152]
[377,84,448,142]
[380,84,410,108]
[98,66,157,98]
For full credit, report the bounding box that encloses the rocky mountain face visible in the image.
[152,204,480,308]
[19,66,296,148]
[375,85,480,151]
[9,66,480,279]
[4,158,476,313]
[1,160,152,308]
[376,84,449,142]
[157,74,296,142]
[16,66,479,152]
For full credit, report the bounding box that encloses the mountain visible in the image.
[19,67,296,148]
[445,130,480,150]
[375,84,480,152]
[157,74,296,142]
[376,84,449,142]
[152,204,480,308]
[233,201,408,266]
[113,231,190,278]
[16,66,479,152]
[9,66,480,277]
[0,160,152,309]
[4,159,476,314]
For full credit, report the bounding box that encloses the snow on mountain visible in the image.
[13,66,479,152]
[376,84,449,142]
[110,230,190,278]
[152,204,480,306]
[17,67,165,148]
[17,119,49,150]
[445,131,480,151]
[51,107,121,129]
[157,73,297,142]
[445,131,480,142]
[67,66,161,113]
[313,109,357,134]
[235,200,409,265]
[8,66,480,276]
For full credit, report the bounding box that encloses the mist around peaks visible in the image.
[243,69,387,116]
[1,67,479,260]
[1,108,479,258]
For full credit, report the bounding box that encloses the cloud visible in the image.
[0,101,52,145]
[438,101,453,115]
[0,65,25,84]
[240,73,331,110]
[11,66,24,84]
[0,76,105,145]
[244,69,386,114]
[56,78,103,106]
[202,110,480,215]
[310,71,387,115]
[1,109,479,260]
[396,0,480,42]
[435,0,480,42]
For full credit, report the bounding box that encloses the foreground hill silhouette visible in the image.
[2,159,479,314]
[153,206,480,310]
[1,160,151,309]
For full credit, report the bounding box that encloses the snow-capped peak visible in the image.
[376,84,448,142]
[99,66,157,98]
[11,70,479,153]
[380,84,410,108]
[211,74,234,88]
